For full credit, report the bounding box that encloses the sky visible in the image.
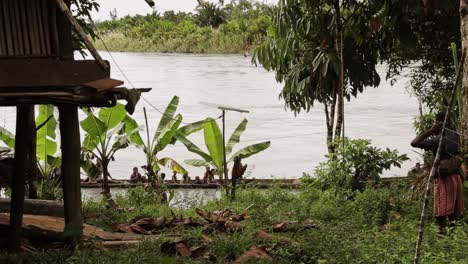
[92,0,277,20]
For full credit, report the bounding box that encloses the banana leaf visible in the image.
[156,114,183,152]
[185,159,212,167]
[159,157,187,174]
[0,127,15,148]
[36,105,57,161]
[204,118,224,171]
[170,120,205,144]
[228,141,271,162]
[99,103,127,130]
[174,132,212,162]
[80,112,107,138]
[123,115,144,146]
[154,96,179,141]
[226,118,248,155]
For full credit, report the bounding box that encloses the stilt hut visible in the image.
[0,0,148,250]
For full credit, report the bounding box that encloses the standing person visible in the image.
[411,112,465,232]
[172,171,178,184]
[203,166,210,184]
[130,167,142,183]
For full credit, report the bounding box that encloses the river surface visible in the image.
[0,52,420,179]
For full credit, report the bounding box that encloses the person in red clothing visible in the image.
[411,112,464,232]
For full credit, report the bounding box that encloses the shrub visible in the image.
[315,138,409,193]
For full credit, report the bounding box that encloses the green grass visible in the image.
[2,184,468,263]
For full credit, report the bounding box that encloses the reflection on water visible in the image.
[0,53,420,179]
[81,188,221,209]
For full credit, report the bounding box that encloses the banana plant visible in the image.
[140,96,204,181]
[176,117,271,184]
[80,103,143,197]
[0,105,61,199]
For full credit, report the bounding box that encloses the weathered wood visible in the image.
[0,198,64,217]
[41,0,52,54]
[2,0,14,55]
[0,59,110,87]
[0,214,143,242]
[55,0,108,71]
[7,0,19,55]
[83,78,125,92]
[59,106,83,245]
[28,0,41,55]
[49,0,59,56]
[17,0,31,55]
[56,0,73,59]
[0,3,5,56]
[9,105,35,251]
[12,0,24,55]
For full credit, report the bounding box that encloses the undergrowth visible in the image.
[2,182,468,263]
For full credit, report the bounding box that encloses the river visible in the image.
[0,52,420,180]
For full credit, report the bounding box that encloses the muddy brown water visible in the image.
[0,53,419,180]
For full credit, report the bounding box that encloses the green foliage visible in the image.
[177,118,270,178]
[139,96,204,178]
[0,105,61,200]
[93,1,274,53]
[253,0,383,114]
[314,138,409,193]
[194,2,226,28]
[72,0,101,55]
[382,1,460,112]
[80,103,143,194]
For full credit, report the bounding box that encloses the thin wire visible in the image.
[87,16,222,125]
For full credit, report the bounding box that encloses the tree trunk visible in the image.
[460,0,468,160]
[102,161,111,198]
[333,1,345,146]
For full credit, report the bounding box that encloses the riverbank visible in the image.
[93,32,254,54]
[3,183,468,263]
[92,2,273,54]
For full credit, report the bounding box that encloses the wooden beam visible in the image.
[59,105,83,245]
[0,59,110,87]
[9,105,35,251]
[0,198,64,218]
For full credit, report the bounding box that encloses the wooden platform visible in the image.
[0,213,143,242]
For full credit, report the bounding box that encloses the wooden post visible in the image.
[28,110,38,199]
[222,110,229,196]
[59,105,83,245]
[9,105,35,251]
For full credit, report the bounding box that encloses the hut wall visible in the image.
[0,0,59,57]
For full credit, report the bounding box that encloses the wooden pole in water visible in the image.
[9,105,35,251]
[59,105,83,245]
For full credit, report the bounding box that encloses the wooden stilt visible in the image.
[28,109,38,199]
[9,105,35,251]
[59,105,83,245]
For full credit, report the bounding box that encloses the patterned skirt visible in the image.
[433,174,465,217]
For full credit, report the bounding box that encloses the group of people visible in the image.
[128,166,220,185]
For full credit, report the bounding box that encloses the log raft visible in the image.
[80,177,406,190]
